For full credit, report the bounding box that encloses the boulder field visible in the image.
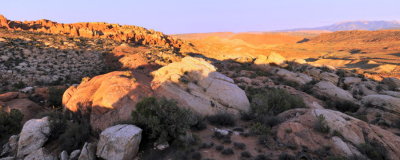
[62,57,250,130]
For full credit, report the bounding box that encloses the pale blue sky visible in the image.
[0,0,398,34]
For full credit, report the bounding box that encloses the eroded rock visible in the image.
[96,125,142,160]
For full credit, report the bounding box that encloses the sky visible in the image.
[0,0,399,34]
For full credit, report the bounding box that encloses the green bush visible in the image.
[250,122,271,135]
[358,141,388,160]
[131,97,198,144]
[48,87,66,107]
[207,113,235,127]
[59,120,91,152]
[314,115,330,134]
[39,110,91,152]
[0,109,24,139]
[251,88,305,116]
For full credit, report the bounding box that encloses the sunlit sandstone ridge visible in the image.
[0,15,185,49]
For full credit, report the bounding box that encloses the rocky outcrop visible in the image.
[151,56,250,115]
[2,98,42,123]
[343,77,362,86]
[320,72,339,84]
[0,92,43,123]
[276,109,400,159]
[96,125,142,160]
[0,15,186,50]
[62,71,153,130]
[312,81,356,103]
[17,117,50,158]
[361,94,400,114]
[275,68,312,85]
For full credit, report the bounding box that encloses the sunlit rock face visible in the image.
[151,56,250,115]
[62,71,153,130]
[0,14,187,50]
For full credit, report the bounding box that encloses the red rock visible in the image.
[0,15,189,50]
[62,71,153,130]
[0,92,20,102]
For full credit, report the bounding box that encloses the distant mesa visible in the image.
[282,20,400,32]
[0,14,186,50]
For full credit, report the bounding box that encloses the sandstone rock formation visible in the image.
[17,117,50,158]
[1,98,42,123]
[253,52,286,70]
[361,94,400,114]
[312,81,356,103]
[276,109,400,159]
[151,56,250,115]
[0,15,186,50]
[96,125,142,160]
[62,71,153,130]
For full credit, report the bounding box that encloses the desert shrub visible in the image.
[336,69,346,78]
[241,151,252,158]
[215,145,224,151]
[199,142,214,149]
[12,81,26,89]
[326,156,349,160]
[251,88,305,116]
[314,115,330,134]
[0,109,24,139]
[358,141,388,160]
[279,153,295,160]
[48,87,66,107]
[326,100,359,113]
[39,110,91,152]
[131,97,198,144]
[221,148,234,155]
[191,118,207,131]
[191,152,202,160]
[43,111,67,140]
[301,80,319,94]
[233,142,246,150]
[250,122,271,135]
[59,120,91,152]
[207,113,235,127]
[254,154,269,160]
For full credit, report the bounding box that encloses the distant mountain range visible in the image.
[283,21,400,32]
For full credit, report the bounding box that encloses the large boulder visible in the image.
[276,109,400,159]
[96,125,142,160]
[151,56,250,115]
[62,71,153,130]
[361,94,400,114]
[17,117,50,158]
[312,81,356,103]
